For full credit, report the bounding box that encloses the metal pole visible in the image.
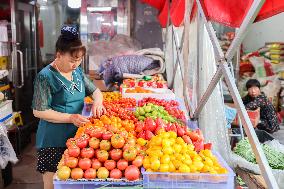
[196,0,224,62]
[221,63,279,189]
[225,0,266,61]
[192,66,223,119]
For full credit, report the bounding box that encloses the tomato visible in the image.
[118,130,128,139]
[110,169,122,179]
[92,159,102,169]
[123,148,137,161]
[169,124,177,133]
[97,150,109,162]
[100,140,111,151]
[177,126,185,137]
[89,137,100,149]
[134,145,142,154]
[195,129,204,140]
[80,148,95,159]
[135,121,144,133]
[97,167,109,179]
[104,160,116,171]
[193,139,204,152]
[182,135,192,144]
[204,143,212,150]
[127,137,136,145]
[132,156,143,167]
[124,122,135,132]
[64,157,78,169]
[84,127,94,136]
[111,134,125,149]
[84,168,96,179]
[71,168,84,180]
[76,137,88,149]
[66,138,76,148]
[109,149,123,161]
[145,130,154,140]
[78,158,92,170]
[90,127,104,139]
[122,142,135,151]
[68,146,80,158]
[187,131,200,141]
[81,134,90,141]
[137,131,146,140]
[102,131,113,140]
[57,166,71,180]
[107,124,119,134]
[125,165,140,181]
[144,118,157,132]
[117,159,128,171]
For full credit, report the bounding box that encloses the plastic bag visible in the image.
[264,139,284,154]
[88,34,142,71]
[0,123,18,169]
[232,153,284,188]
[225,105,237,128]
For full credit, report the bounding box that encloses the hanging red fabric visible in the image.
[141,0,284,28]
[201,0,284,28]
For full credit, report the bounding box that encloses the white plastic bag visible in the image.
[0,123,18,169]
[232,153,284,188]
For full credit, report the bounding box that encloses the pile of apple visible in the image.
[135,103,176,123]
[138,98,186,121]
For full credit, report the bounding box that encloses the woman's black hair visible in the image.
[55,25,86,58]
[246,79,261,90]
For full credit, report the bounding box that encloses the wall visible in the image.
[243,12,284,52]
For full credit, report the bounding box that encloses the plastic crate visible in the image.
[142,152,235,189]
[54,179,142,189]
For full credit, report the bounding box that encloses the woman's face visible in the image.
[248,86,261,98]
[57,50,84,72]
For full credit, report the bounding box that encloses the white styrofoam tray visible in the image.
[122,88,175,100]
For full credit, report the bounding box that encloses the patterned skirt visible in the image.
[37,147,66,174]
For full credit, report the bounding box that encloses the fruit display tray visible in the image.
[142,151,235,189]
[122,88,175,101]
[53,177,142,189]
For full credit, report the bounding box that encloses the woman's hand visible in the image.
[92,103,106,118]
[70,114,90,127]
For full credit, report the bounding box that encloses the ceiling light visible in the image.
[87,7,112,12]
[68,0,81,9]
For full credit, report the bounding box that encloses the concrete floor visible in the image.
[5,134,43,189]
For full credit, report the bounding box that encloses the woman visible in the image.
[32,26,105,189]
[242,79,279,133]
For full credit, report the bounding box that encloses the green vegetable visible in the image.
[234,138,284,170]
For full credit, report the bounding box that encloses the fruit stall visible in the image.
[53,87,235,189]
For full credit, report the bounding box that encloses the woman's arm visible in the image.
[91,89,106,117]
[92,88,103,105]
[33,109,89,127]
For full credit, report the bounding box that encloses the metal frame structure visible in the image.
[192,0,279,188]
